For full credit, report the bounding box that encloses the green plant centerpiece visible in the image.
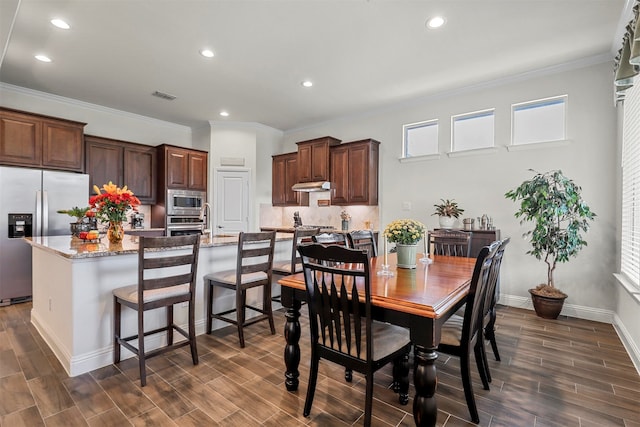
[505,169,596,318]
[57,206,90,222]
[432,199,464,229]
[384,219,426,268]
[57,206,92,237]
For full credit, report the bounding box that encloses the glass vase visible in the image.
[107,221,124,244]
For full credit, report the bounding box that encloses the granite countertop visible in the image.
[261,226,378,234]
[24,232,293,260]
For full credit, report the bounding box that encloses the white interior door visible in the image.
[215,169,250,234]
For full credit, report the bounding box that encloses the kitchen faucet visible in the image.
[199,202,212,236]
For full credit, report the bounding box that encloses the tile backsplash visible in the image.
[260,193,379,230]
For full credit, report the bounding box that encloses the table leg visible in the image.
[413,345,438,427]
[284,298,301,391]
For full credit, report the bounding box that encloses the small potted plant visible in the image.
[505,169,596,319]
[432,199,464,229]
[383,219,426,268]
[340,209,351,231]
[57,206,91,237]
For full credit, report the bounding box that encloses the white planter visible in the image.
[438,216,456,229]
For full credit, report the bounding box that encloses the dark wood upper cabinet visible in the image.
[85,135,156,204]
[330,139,379,206]
[157,144,208,191]
[272,152,308,206]
[0,107,85,172]
[296,136,340,182]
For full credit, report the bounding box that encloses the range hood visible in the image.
[291,181,331,192]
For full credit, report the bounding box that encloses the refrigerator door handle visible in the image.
[42,190,48,236]
[36,190,42,237]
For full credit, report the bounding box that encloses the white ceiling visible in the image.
[0,0,627,131]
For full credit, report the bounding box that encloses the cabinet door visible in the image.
[310,141,330,182]
[347,143,370,204]
[187,152,207,190]
[42,120,84,171]
[85,138,123,194]
[166,147,189,189]
[124,145,156,204]
[272,156,286,206]
[330,146,349,205]
[284,154,301,205]
[297,143,313,182]
[0,111,42,166]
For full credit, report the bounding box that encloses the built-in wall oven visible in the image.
[165,189,207,236]
[166,189,206,217]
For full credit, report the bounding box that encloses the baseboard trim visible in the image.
[612,313,640,376]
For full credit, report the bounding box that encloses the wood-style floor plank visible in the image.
[1,302,639,426]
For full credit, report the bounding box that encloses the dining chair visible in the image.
[346,229,378,257]
[437,241,500,423]
[271,227,320,302]
[297,243,412,426]
[204,231,276,348]
[481,237,510,370]
[113,234,201,387]
[429,229,473,257]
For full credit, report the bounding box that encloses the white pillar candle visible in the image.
[384,238,388,265]
[423,231,428,255]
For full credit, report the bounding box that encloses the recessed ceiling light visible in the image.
[219,111,229,117]
[50,19,70,29]
[200,49,215,58]
[301,80,313,88]
[35,54,52,63]
[426,16,446,29]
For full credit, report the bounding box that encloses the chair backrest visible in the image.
[347,230,378,257]
[312,232,349,247]
[235,231,276,281]
[460,241,500,346]
[482,237,510,317]
[298,243,373,363]
[287,227,320,274]
[138,234,200,306]
[430,229,472,257]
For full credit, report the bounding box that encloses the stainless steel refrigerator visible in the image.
[0,166,90,305]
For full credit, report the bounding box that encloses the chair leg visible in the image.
[188,298,198,365]
[363,370,374,426]
[474,339,490,390]
[113,296,121,363]
[206,280,213,335]
[345,368,352,382]
[393,353,410,405]
[460,352,480,423]
[167,305,174,346]
[138,309,147,387]
[264,283,275,335]
[237,289,246,348]
[303,350,320,417]
[485,308,501,361]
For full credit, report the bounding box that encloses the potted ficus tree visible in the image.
[432,199,464,229]
[505,169,596,319]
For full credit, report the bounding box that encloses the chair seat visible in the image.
[440,314,464,346]
[371,321,411,360]
[113,283,190,304]
[272,261,301,275]
[204,270,268,286]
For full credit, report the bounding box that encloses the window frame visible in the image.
[402,119,439,159]
[511,95,568,146]
[451,108,495,153]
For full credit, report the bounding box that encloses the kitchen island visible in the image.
[25,233,290,376]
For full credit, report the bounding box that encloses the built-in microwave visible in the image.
[166,189,206,216]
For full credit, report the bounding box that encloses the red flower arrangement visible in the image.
[89,181,141,224]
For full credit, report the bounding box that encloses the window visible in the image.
[512,95,567,145]
[402,119,438,158]
[621,83,640,291]
[451,109,494,152]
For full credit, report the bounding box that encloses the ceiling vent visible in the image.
[152,90,177,101]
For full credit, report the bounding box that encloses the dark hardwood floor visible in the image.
[1,302,639,426]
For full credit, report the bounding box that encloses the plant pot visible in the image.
[439,216,456,229]
[396,244,417,269]
[529,289,567,319]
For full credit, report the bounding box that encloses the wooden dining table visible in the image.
[278,252,477,427]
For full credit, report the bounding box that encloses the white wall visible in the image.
[282,61,619,322]
[0,83,192,146]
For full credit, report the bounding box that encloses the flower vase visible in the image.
[396,244,418,269]
[107,221,124,244]
[342,220,349,231]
